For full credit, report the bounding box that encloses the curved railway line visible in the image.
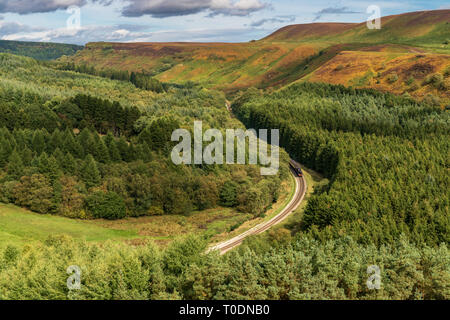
[208,165,307,255]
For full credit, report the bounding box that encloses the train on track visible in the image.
[289,159,303,177]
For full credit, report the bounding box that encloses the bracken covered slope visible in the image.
[63,10,450,100]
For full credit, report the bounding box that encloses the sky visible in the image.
[0,0,448,45]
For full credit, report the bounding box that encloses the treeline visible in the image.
[0,93,284,220]
[0,234,448,300]
[0,124,282,219]
[0,54,286,221]
[69,94,141,136]
[0,93,141,136]
[233,83,449,246]
[0,40,82,60]
[58,63,166,93]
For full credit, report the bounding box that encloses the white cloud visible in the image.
[1,22,261,44]
[122,0,268,18]
[250,15,296,27]
[0,20,45,36]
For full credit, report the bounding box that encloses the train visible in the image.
[289,159,303,177]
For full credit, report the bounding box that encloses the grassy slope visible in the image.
[63,10,450,97]
[265,10,450,48]
[0,175,296,248]
[305,50,450,101]
[0,203,137,248]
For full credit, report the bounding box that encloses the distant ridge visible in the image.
[263,23,356,41]
[0,40,83,60]
[263,10,450,43]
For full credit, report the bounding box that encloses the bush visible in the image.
[423,73,444,88]
[219,181,238,207]
[441,78,450,91]
[423,94,441,107]
[148,206,164,216]
[386,72,399,83]
[444,66,450,77]
[408,81,420,92]
[405,76,415,86]
[85,191,126,220]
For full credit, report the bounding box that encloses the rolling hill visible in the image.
[61,10,450,100]
[0,40,83,60]
[264,9,450,47]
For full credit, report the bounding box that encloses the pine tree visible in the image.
[32,130,46,154]
[78,128,96,156]
[0,138,12,167]
[117,137,130,161]
[47,156,61,182]
[52,148,65,167]
[104,133,122,162]
[63,129,84,158]
[48,129,63,154]
[51,179,62,214]
[109,139,122,162]
[96,138,110,164]
[140,142,153,162]
[63,152,77,175]
[37,152,49,174]
[21,147,33,166]
[80,155,100,189]
[13,129,26,150]
[7,149,23,180]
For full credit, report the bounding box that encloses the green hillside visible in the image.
[0,9,449,301]
[0,53,287,228]
[0,40,83,60]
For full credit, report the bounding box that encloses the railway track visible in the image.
[208,165,307,255]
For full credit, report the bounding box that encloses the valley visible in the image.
[0,8,448,301]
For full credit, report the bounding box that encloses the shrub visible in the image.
[423,94,441,107]
[423,73,444,88]
[85,191,126,220]
[441,78,450,91]
[219,181,238,207]
[387,72,399,83]
[0,180,18,203]
[405,76,415,86]
[408,81,420,92]
[335,64,344,71]
[444,66,450,77]
[148,206,164,216]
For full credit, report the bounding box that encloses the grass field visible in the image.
[0,203,249,248]
[0,169,297,249]
[0,203,138,248]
